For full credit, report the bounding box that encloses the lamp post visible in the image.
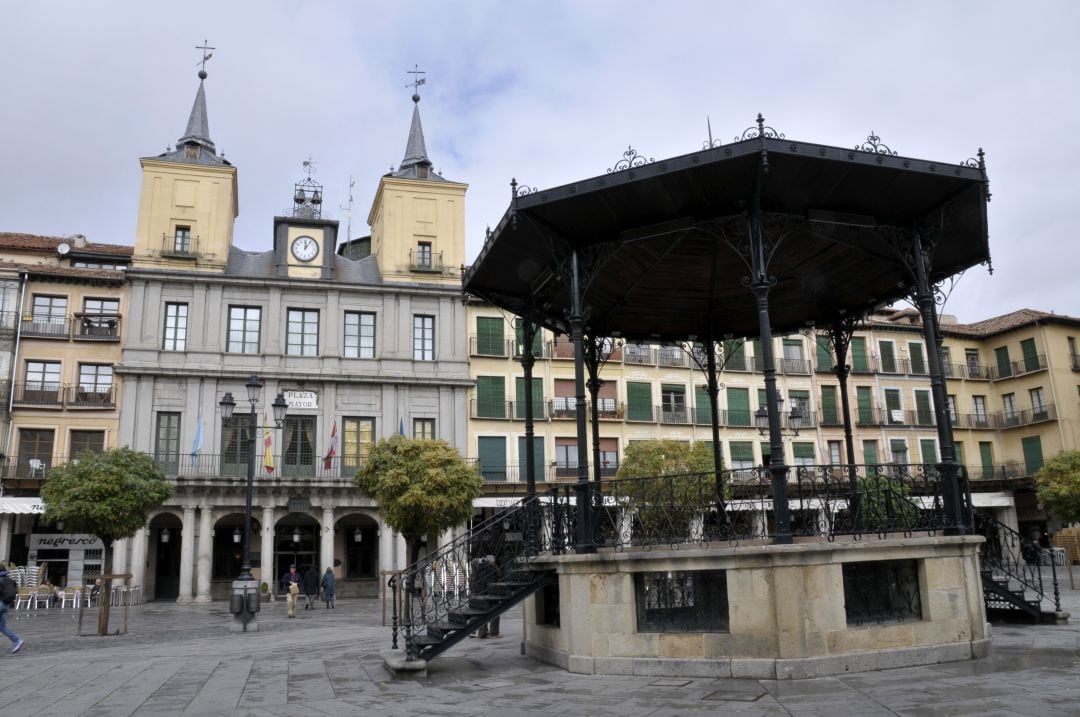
[754,397,804,436]
[220,374,287,631]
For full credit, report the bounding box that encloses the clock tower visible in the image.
[274,171,338,279]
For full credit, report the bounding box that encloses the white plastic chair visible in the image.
[59,590,78,609]
[27,459,45,478]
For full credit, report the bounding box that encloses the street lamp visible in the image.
[755,397,804,436]
[219,374,287,583]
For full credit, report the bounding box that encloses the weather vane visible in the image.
[406,64,426,98]
[196,39,215,77]
[302,155,317,177]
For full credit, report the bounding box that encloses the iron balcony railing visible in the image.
[149,453,364,481]
[17,315,121,340]
[468,335,510,358]
[0,311,18,333]
[724,354,751,372]
[20,316,71,339]
[409,249,444,273]
[855,407,883,427]
[623,346,655,365]
[779,357,812,375]
[880,408,936,428]
[993,403,1057,428]
[1072,353,1080,372]
[657,347,687,368]
[471,399,512,420]
[659,406,692,425]
[550,337,576,360]
[512,340,553,360]
[11,383,116,409]
[160,233,199,258]
[474,463,619,484]
[510,401,551,421]
[952,412,995,430]
[549,398,622,420]
[991,354,1048,380]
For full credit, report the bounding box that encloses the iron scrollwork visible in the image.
[607,146,654,173]
[855,132,898,156]
[735,112,785,141]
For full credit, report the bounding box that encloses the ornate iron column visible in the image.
[568,249,595,552]
[584,336,605,488]
[518,309,539,553]
[911,230,969,534]
[828,319,861,529]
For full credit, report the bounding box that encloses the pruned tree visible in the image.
[612,440,717,542]
[41,448,173,635]
[355,434,482,565]
[1036,450,1080,525]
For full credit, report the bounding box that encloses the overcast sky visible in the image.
[2,1,1076,324]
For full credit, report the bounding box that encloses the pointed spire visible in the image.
[177,76,216,153]
[392,70,445,181]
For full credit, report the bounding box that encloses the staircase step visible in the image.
[412,634,445,647]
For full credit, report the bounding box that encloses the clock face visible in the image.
[291,235,319,262]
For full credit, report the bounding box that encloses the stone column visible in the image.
[111,537,129,575]
[130,526,148,590]
[177,504,197,603]
[321,505,335,572]
[195,505,213,603]
[0,514,11,564]
[261,505,276,598]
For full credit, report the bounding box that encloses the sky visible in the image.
[1,0,1077,324]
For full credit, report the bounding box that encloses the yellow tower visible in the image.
[367,84,467,285]
[132,62,238,272]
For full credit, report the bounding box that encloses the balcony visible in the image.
[74,314,122,341]
[150,453,362,482]
[964,363,991,380]
[67,385,116,409]
[12,382,64,408]
[849,357,877,375]
[1072,353,1080,372]
[855,408,883,427]
[990,354,1048,380]
[161,233,200,259]
[952,413,994,430]
[779,358,812,375]
[993,403,1057,428]
[408,249,444,273]
[814,360,835,374]
[469,335,510,358]
[724,354,751,372]
[20,316,71,339]
[623,346,655,366]
[659,406,691,425]
[657,347,688,368]
[510,400,551,421]
[471,399,512,420]
[512,340,552,360]
[723,409,753,428]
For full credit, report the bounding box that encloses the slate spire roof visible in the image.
[392,92,445,181]
[146,69,231,167]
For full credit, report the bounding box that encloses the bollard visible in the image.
[228,578,261,633]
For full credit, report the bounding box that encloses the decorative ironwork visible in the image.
[515,183,536,196]
[635,570,729,632]
[735,113,784,141]
[292,158,323,220]
[607,146,654,173]
[975,511,1060,615]
[855,132,897,156]
[842,560,922,625]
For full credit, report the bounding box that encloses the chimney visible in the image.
[71,234,87,248]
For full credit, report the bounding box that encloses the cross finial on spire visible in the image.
[406,64,426,103]
[196,39,215,80]
[302,155,317,177]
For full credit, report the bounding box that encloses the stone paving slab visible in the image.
[0,581,1078,716]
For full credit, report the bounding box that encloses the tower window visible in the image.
[174,226,192,254]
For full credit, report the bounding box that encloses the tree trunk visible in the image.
[98,538,112,636]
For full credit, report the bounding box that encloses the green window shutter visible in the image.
[476,317,504,356]
[793,443,815,459]
[514,318,542,357]
[476,376,505,418]
[955,441,965,466]
[914,391,933,425]
[724,339,745,369]
[821,385,838,424]
[979,442,994,478]
[1020,338,1039,372]
[789,389,809,402]
[757,388,767,408]
[909,342,926,374]
[884,389,901,423]
[1021,436,1044,475]
[863,440,878,466]
[627,382,653,421]
[477,436,506,481]
[727,387,750,426]
[752,339,762,370]
[517,436,545,480]
[759,442,771,459]
[851,337,868,372]
[889,439,909,462]
[515,377,543,420]
[816,335,834,371]
[729,441,754,462]
[694,386,712,425]
[919,439,938,465]
[856,386,873,423]
[879,341,896,373]
[994,346,1012,378]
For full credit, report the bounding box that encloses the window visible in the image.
[517,436,545,480]
[413,418,435,440]
[514,377,544,420]
[792,443,815,467]
[599,438,618,476]
[913,389,933,426]
[1021,436,1044,475]
[1002,393,1017,421]
[728,442,755,478]
[83,298,119,315]
[878,340,897,373]
[972,395,988,426]
[889,439,909,463]
[77,364,113,405]
[343,311,375,358]
[863,440,879,467]
[856,386,875,425]
[73,261,125,270]
[475,316,505,356]
[416,241,432,269]
[555,439,578,478]
[1020,338,1040,373]
[220,414,254,476]
[174,226,192,253]
[965,348,984,378]
[163,302,188,351]
[70,430,105,456]
[884,388,903,424]
[919,438,938,465]
[342,417,375,472]
[947,395,957,423]
[155,412,181,473]
[227,306,261,353]
[661,384,687,423]
[908,342,926,375]
[475,376,506,419]
[723,339,747,371]
[282,416,317,477]
[413,315,434,360]
[286,309,319,356]
[32,294,67,321]
[25,360,61,389]
[978,442,994,479]
[940,346,953,376]
[726,387,750,426]
[478,436,507,481]
[514,318,543,359]
[843,560,921,626]
[994,346,1012,379]
[17,428,54,478]
[635,570,729,632]
[788,390,810,422]
[850,337,869,372]
[626,382,653,422]
[828,441,843,465]
[1030,387,1047,419]
[815,335,834,372]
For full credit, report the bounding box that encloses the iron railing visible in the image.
[468,335,510,358]
[11,383,116,409]
[408,249,444,272]
[991,354,1048,380]
[20,316,71,339]
[974,511,1060,614]
[657,347,687,368]
[1071,353,1080,372]
[160,233,199,258]
[73,314,122,341]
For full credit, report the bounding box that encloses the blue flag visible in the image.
[191,408,204,458]
[399,417,405,436]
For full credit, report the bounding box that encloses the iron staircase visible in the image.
[974,511,1061,623]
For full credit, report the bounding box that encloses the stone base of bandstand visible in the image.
[523,535,990,680]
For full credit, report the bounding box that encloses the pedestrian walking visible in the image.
[303,566,319,610]
[0,567,24,654]
[320,567,335,609]
[279,565,302,618]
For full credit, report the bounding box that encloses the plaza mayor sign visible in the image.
[284,390,318,409]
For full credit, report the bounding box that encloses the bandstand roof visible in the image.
[463,127,990,341]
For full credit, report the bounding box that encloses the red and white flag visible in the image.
[323,420,338,469]
[263,412,275,474]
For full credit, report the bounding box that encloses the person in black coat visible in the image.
[302,567,319,611]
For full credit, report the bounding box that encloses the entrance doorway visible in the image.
[155,526,181,599]
[275,516,319,582]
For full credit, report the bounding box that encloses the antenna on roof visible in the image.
[339,175,356,241]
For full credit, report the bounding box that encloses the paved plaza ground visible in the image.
[1,572,1079,716]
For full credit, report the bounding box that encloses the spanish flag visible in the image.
[263,412,275,474]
